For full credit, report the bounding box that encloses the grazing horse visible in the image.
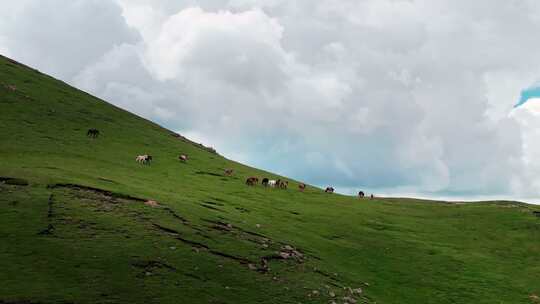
[179,154,188,162]
[136,155,152,164]
[279,181,289,189]
[245,177,259,186]
[268,180,277,187]
[298,183,306,192]
[370,194,374,200]
[262,178,269,187]
[87,128,99,138]
[225,169,234,176]
[358,191,365,198]
[325,187,334,193]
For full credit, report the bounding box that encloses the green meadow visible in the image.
[1,54,539,304]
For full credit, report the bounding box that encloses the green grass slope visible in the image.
[1,54,539,304]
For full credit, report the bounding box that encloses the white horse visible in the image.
[136,155,150,164]
[268,180,277,187]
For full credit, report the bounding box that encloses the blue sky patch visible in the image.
[515,86,540,107]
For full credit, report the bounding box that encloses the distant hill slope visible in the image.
[1,54,539,304]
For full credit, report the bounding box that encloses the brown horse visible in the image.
[298,183,306,192]
[245,177,259,186]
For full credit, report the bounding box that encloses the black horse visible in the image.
[358,191,365,198]
[87,128,100,138]
[262,178,269,187]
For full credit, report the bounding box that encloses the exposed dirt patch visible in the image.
[314,269,340,281]
[37,224,55,236]
[198,219,310,272]
[132,260,176,270]
[38,194,55,235]
[0,300,74,304]
[324,235,343,241]
[204,219,269,240]
[182,272,207,282]
[161,207,190,225]
[0,177,29,186]
[204,201,225,207]
[209,197,227,203]
[152,223,181,235]
[235,207,250,213]
[177,236,210,250]
[47,183,146,202]
[0,301,74,304]
[194,171,223,177]
[132,260,176,278]
[48,186,209,243]
[47,194,54,218]
[152,222,259,265]
[200,204,226,213]
[97,177,118,184]
[151,223,210,250]
[144,200,159,207]
[209,250,252,264]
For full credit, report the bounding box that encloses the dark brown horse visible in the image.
[87,128,99,138]
[245,177,259,186]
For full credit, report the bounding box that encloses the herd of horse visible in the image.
[245,177,291,189]
[87,128,373,198]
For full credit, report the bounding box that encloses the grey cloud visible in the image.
[0,0,139,79]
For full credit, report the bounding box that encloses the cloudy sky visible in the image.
[2,0,540,202]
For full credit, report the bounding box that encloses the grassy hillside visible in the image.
[1,54,539,304]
